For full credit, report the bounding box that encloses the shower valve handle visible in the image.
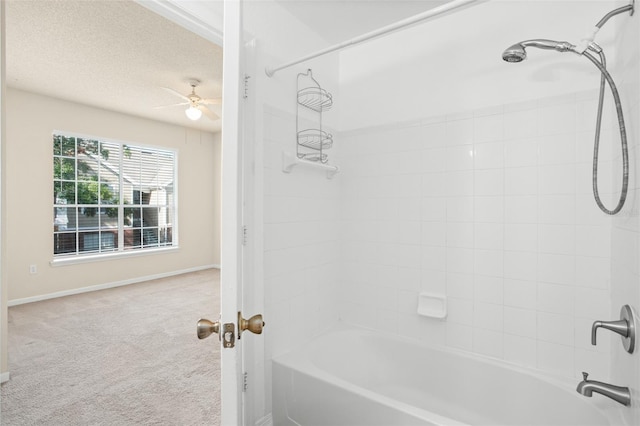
[592,319,628,344]
[591,305,636,354]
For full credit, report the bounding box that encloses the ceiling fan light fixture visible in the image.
[185,105,202,121]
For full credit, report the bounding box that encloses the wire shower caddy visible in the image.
[296,69,333,163]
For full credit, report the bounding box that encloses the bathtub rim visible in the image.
[272,321,629,426]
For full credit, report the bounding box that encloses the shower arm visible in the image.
[596,2,634,28]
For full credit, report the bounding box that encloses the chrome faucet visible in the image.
[576,372,631,406]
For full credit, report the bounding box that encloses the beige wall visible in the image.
[5,88,221,302]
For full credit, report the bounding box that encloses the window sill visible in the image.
[50,246,180,267]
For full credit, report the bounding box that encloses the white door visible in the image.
[218,0,243,424]
[219,4,263,424]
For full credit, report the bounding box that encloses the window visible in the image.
[53,133,177,257]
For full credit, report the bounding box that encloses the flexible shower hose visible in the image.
[581,48,629,215]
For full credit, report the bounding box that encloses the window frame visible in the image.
[52,131,179,264]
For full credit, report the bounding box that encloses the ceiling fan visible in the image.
[156,79,221,121]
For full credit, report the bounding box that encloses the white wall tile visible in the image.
[538,102,576,136]
[504,251,537,281]
[422,122,448,148]
[504,109,538,141]
[422,172,448,197]
[539,195,575,225]
[539,134,576,166]
[504,224,537,252]
[422,221,447,246]
[446,118,474,146]
[474,249,503,277]
[474,302,503,331]
[473,328,504,359]
[446,322,473,351]
[574,287,610,319]
[537,312,574,346]
[447,297,474,325]
[421,246,447,271]
[421,148,447,173]
[375,285,398,310]
[539,164,576,195]
[575,225,611,258]
[396,267,422,291]
[474,114,504,144]
[475,275,503,304]
[475,169,504,196]
[575,256,610,289]
[504,334,537,368]
[504,279,537,310]
[505,138,538,168]
[505,167,537,195]
[446,197,474,222]
[447,222,474,248]
[421,270,446,294]
[505,195,538,224]
[537,282,574,315]
[538,253,575,285]
[474,142,504,169]
[475,223,504,250]
[504,307,537,339]
[475,196,504,223]
[446,145,475,171]
[539,224,575,255]
[537,341,574,378]
[446,247,474,274]
[447,272,474,299]
[422,197,447,222]
[447,170,475,196]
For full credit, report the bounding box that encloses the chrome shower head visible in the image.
[502,44,527,62]
[502,39,576,63]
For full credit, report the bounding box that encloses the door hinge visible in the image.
[241,225,248,246]
[243,371,248,392]
[243,74,251,99]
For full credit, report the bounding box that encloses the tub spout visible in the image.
[576,372,630,406]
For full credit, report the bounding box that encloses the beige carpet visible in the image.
[1,268,221,425]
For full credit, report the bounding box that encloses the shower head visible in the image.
[502,39,576,63]
[502,44,527,62]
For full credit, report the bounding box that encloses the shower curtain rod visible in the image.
[265,0,485,77]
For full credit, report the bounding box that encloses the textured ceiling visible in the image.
[5,0,223,132]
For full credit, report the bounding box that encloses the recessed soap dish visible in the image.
[417,293,447,319]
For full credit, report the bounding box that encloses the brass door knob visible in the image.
[238,312,265,338]
[197,318,220,340]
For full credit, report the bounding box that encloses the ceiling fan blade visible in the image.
[199,105,220,121]
[160,86,189,101]
[153,102,190,109]
[201,98,222,105]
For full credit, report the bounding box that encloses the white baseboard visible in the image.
[1,371,10,383]
[256,413,273,426]
[8,264,220,307]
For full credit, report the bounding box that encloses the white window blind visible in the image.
[53,133,177,257]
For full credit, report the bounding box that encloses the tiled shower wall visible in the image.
[339,91,616,381]
[263,105,341,358]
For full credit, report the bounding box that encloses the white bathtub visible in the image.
[272,326,626,426]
